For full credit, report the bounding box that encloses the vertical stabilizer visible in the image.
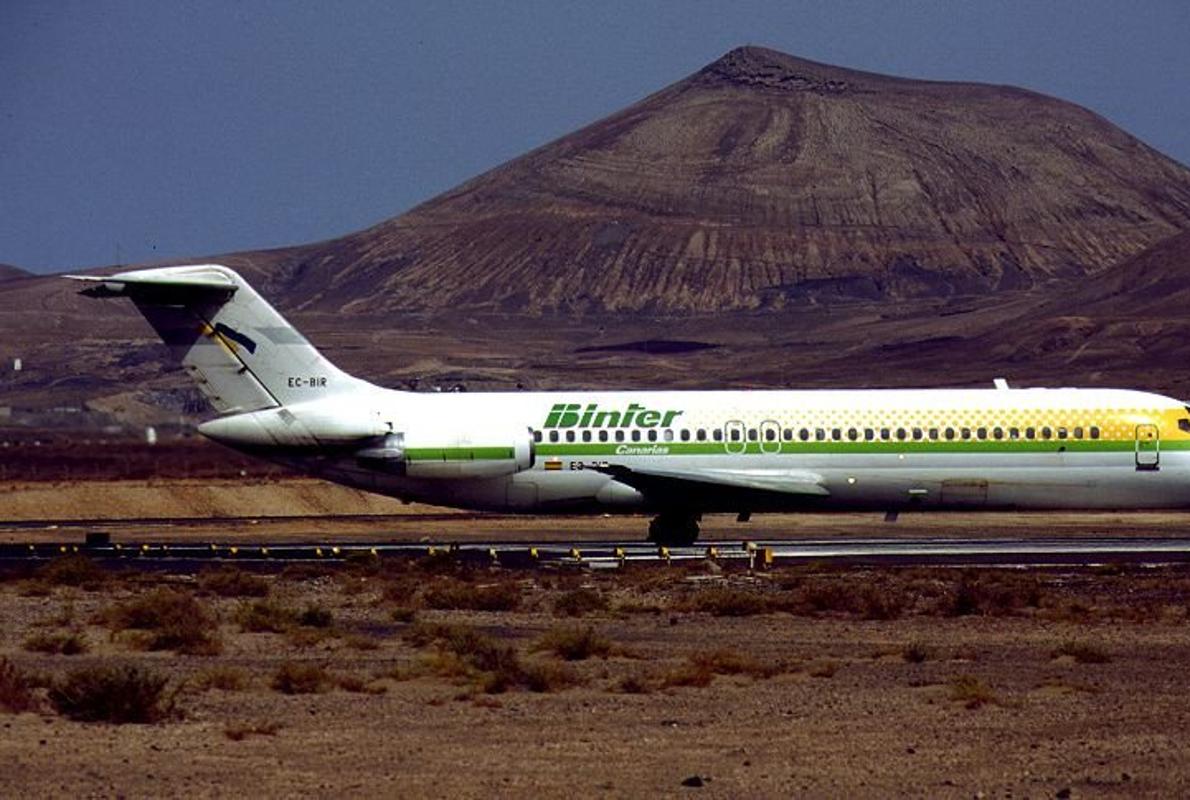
[69,264,363,414]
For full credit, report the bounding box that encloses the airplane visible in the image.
[68,264,1190,545]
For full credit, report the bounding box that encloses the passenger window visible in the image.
[549,431,559,443]
[566,431,576,442]
[912,428,923,441]
[1073,427,1084,439]
[928,428,939,441]
[696,429,706,441]
[615,430,625,442]
[864,428,875,441]
[1025,427,1035,440]
[977,427,987,440]
[896,428,907,441]
[831,428,842,441]
[663,429,674,442]
[599,430,608,442]
[1009,428,1020,440]
[729,428,741,442]
[993,427,1003,440]
[815,429,826,441]
[582,430,592,442]
[1090,426,1100,439]
[847,428,858,441]
[679,429,689,442]
[783,428,794,441]
[945,427,955,440]
[799,428,810,441]
[533,430,542,443]
[880,428,890,441]
[961,427,971,440]
[631,430,641,442]
[647,430,658,442]
[765,428,776,442]
[1041,427,1052,440]
[748,429,758,442]
[1057,427,1068,439]
[713,428,723,442]
[1179,420,1190,434]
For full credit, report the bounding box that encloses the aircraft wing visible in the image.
[595,464,829,507]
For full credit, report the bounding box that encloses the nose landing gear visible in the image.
[647,511,701,547]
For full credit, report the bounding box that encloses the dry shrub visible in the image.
[345,634,381,651]
[533,626,613,661]
[391,607,417,623]
[407,623,529,694]
[945,572,1043,617]
[23,630,88,655]
[615,600,665,615]
[520,659,580,693]
[949,674,999,709]
[108,588,221,655]
[0,658,38,713]
[422,579,521,612]
[661,662,714,689]
[335,674,387,694]
[615,673,653,694]
[792,579,905,620]
[49,664,174,723]
[35,555,109,589]
[1052,640,1112,664]
[298,605,334,628]
[271,662,330,694]
[382,577,423,606]
[224,720,282,740]
[235,599,298,633]
[808,660,839,678]
[902,640,933,664]
[191,666,248,692]
[198,567,270,598]
[553,588,609,617]
[684,587,769,617]
[690,648,782,679]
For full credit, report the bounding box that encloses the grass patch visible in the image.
[224,720,282,740]
[235,599,298,633]
[271,662,330,694]
[0,657,39,713]
[1052,640,1112,664]
[405,622,532,694]
[107,588,221,655]
[422,579,521,612]
[191,666,249,692]
[532,625,613,661]
[49,664,174,723]
[614,673,653,694]
[949,674,999,709]
[23,630,88,655]
[520,659,581,693]
[198,567,270,598]
[35,555,109,589]
[553,588,609,617]
[946,572,1043,617]
[684,587,769,617]
[690,648,783,679]
[298,605,334,628]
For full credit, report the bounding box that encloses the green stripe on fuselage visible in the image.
[536,440,1190,457]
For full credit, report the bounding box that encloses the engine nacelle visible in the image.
[356,428,534,480]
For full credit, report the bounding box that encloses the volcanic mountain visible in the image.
[266,45,1190,314]
[0,264,28,282]
[5,45,1190,423]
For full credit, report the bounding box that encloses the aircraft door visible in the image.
[1135,424,1160,471]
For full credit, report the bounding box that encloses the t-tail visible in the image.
[68,265,391,448]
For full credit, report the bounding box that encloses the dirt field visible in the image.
[2,558,1190,798]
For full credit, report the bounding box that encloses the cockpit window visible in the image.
[1179,419,1190,434]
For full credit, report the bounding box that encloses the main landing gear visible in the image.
[647,511,701,547]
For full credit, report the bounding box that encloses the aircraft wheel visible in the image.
[648,512,700,547]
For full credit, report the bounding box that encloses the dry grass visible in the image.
[682,587,769,617]
[191,666,249,692]
[422,579,522,612]
[808,660,839,678]
[0,657,39,713]
[946,572,1043,617]
[902,640,933,664]
[1052,640,1112,664]
[532,626,613,661]
[235,600,299,633]
[35,555,109,590]
[23,630,88,655]
[49,664,175,723]
[553,587,609,617]
[107,588,221,655]
[335,674,387,694]
[271,662,330,695]
[224,720,282,740]
[949,675,999,709]
[198,567,270,598]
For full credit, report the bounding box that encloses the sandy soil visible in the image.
[2,562,1190,798]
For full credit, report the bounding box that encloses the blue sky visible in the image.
[2,0,1188,273]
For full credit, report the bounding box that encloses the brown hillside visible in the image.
[273,45,1190,314]
[0,264,28,282]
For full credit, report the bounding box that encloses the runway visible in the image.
[6,536,1190,570]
